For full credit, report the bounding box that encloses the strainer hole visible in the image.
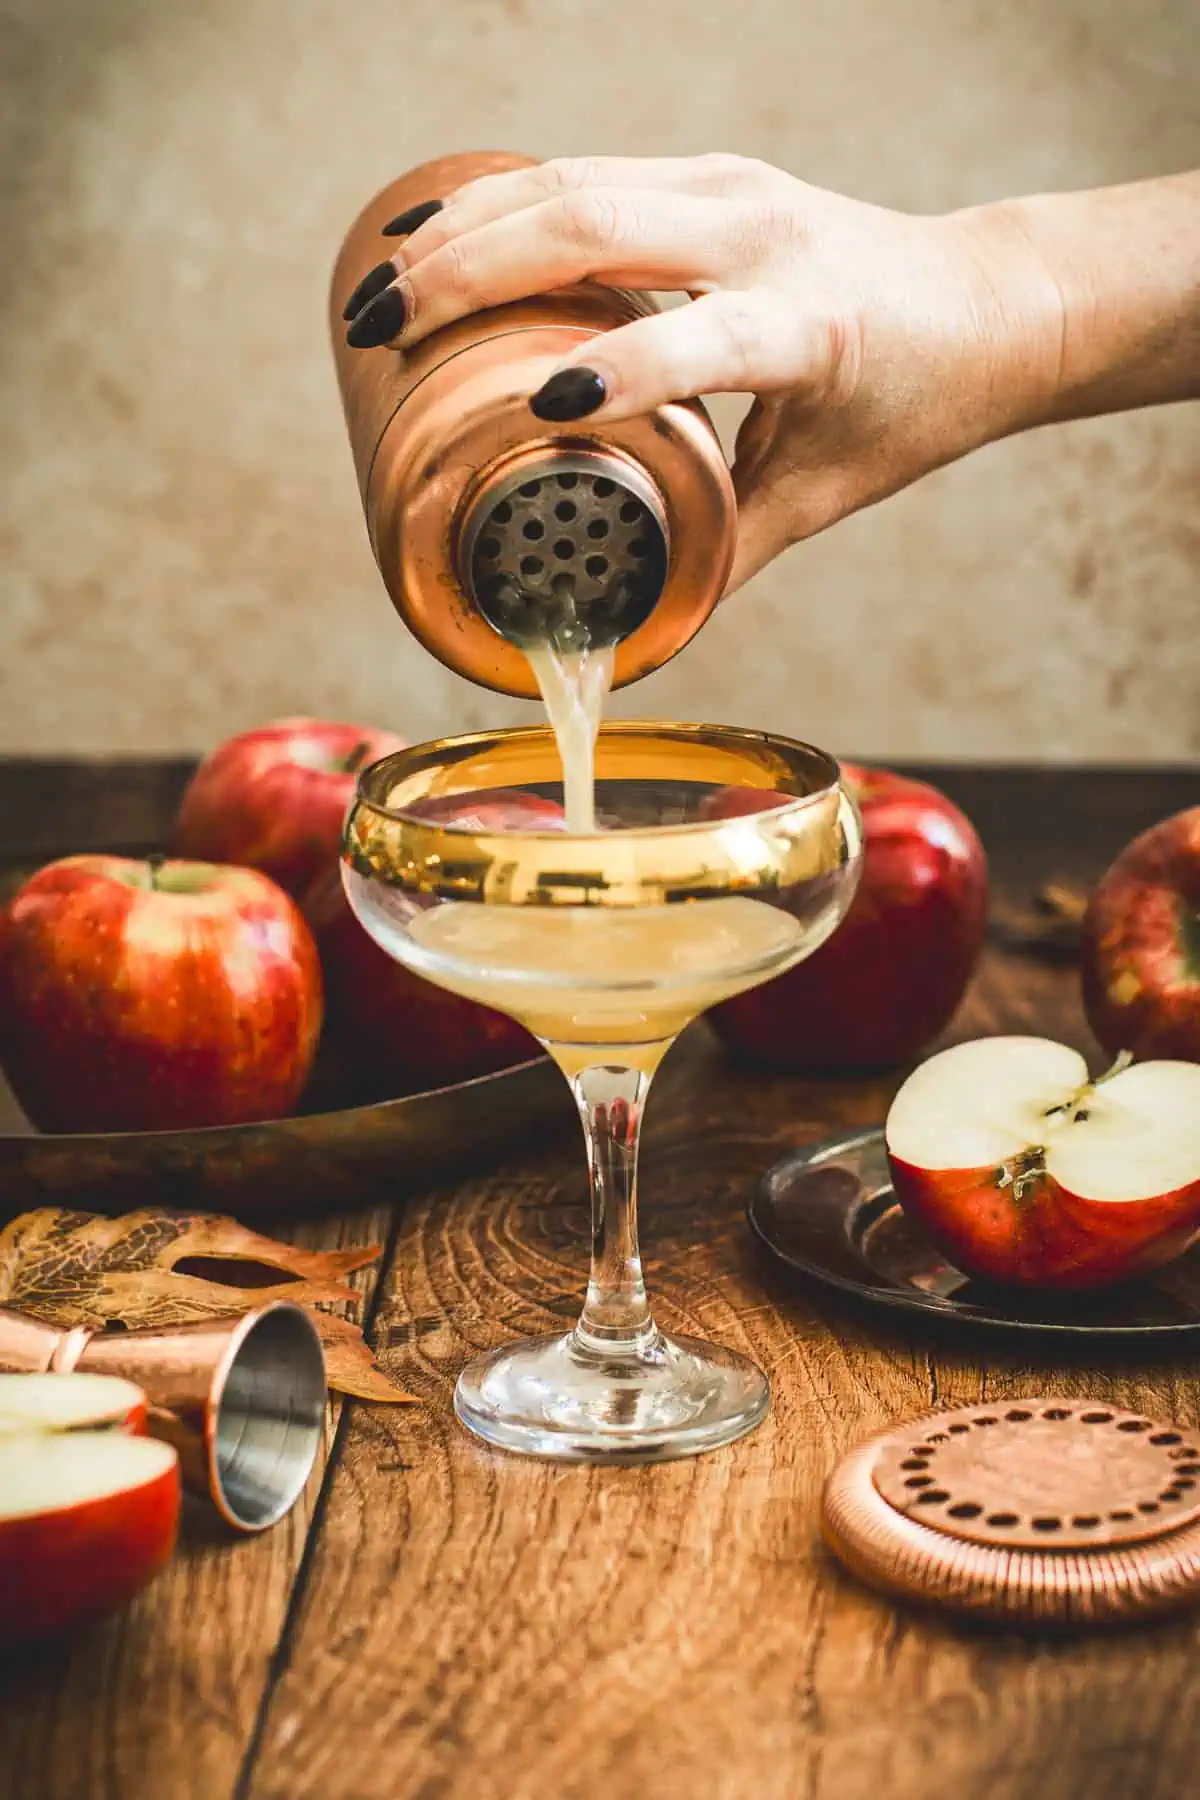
[1081,1411,1113,1424]
[1117,1420,1151,1432]
[900,1458,929,1470]
[520,555,543,577]
[585,555,609,579]
[1042,1408,1071,1420]
[1138,1501,1160,1514]
[914,1489,949,1506]
[587,518,609,540]
[593,477,615,498]
[491,500,512,524]
[1110,1509,1135,1521]
[973,1416,998,1427]
[987,1512,1019,1528]
[946,1424,970,1435]
[618,499,641,523]
[479,536,501,559]
[553,539,574,561]
[1005,1409,1033,1422]
[947,1502,983,1519]
[1031,1516,1062,1532]
[904,1476,933,1489]
[1151,1432,1183,1446]
[925,1433,949,1444]
[1160,1489,1183,1503]
[1173,1477,1196,1489]
[555,500,577,522]
[557,472,579,489]
[519,480,543,497]
[1072,1515,1101,1529]
[628,536,650,557]
[523,519,545,541]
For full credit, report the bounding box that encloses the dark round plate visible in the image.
[749,1127,1200,1339]
[0,1054,572,1221]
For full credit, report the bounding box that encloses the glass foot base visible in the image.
[454,1328,770,1464]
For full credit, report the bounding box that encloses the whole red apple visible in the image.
[0,856,323,1132]
[1082,806,1200,1064]
[886,1035,1200,1288]
[0,1375,179,1643]
[708,765,987,1069]
[304,790,563,1095]
[174,717,406,900]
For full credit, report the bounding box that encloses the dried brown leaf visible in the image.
[0,1208,415,1404]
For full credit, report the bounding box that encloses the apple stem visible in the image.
[1047,1048,1135,1126]
[146,854,164,893]
[341,740,372,775]
[1095,1048,1135,1086]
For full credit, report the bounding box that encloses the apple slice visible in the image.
[886,1036,1200,1289]
[0,1430,180,1641]
[0,1372,147,1437]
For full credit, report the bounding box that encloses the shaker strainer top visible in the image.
[462,450,669,651]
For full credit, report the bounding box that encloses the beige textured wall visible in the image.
[1,0,1197,762]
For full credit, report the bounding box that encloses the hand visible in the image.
[345,155,1064,591]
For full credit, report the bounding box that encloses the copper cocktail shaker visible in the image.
[330,152,737,698]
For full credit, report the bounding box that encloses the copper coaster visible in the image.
[823,1398,1200,1626]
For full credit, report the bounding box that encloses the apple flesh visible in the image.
[0,1373,179,1642]
[174,717,406,900]
[1083,806,1200,1065]
[708,764,987,1070]
[0,1373,147,1437]
[0,856,323,1132]
[886,1036,1200,1289]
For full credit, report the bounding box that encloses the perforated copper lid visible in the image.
[822,1398,1200,1625]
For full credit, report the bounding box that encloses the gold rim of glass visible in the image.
[345,723,856,910]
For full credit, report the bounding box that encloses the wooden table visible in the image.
[1,761,1197,1800]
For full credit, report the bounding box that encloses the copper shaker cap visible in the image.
[823,1397,1200,1625]
[331,152,737,697]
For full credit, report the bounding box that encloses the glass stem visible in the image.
[569,1062,657,1359]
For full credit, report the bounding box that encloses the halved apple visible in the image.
[0,1374,180,1642]
[0,1372,147,1437]
[886,1036,1200,1288]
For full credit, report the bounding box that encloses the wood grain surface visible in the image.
[0,762,1196,1800]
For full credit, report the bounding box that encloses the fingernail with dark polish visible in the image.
[530,367,607,422]
[345,284,408,349]
[342,260,397,321]
[381,198,444,238]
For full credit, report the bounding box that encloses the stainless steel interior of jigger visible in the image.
[462,451,669,650]
[211,1304,327,1532]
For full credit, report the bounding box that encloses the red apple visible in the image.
[0,856,323,1132]
[174,717,406,900]
[304,790,563,1095]
[708,764,988,1069]
[0,1376,179,1642]
[1082,806,1200,1064]
[886,1035,1200,1289]
[0,1373,147,1438]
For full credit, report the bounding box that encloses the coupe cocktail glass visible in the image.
[343,723,862,1462]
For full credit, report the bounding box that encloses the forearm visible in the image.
[960,173,1200,438]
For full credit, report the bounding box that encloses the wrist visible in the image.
[940,197,1069,445]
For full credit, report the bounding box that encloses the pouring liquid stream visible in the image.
[524,637,614,834]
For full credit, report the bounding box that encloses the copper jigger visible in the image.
[0,1303,327,1533]
[331,150,738,697]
